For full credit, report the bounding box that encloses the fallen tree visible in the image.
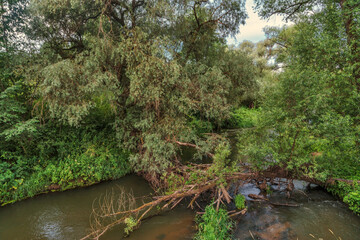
[80,158,357,239]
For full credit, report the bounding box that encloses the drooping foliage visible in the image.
[27,0,253,174]
[2,0,358,218]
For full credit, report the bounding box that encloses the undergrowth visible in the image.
[328,180,360,215]
[194,205,233,240]
[222,107,260,129]
[0,126,130,206]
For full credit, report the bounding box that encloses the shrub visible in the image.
[0,126,130,205]
[194,205,233,240]
[344,191,360,214]
[234,194,246,210]
[223,107,260,129]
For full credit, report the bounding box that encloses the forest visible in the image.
[1,0,359,239]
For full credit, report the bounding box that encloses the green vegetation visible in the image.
[224,107,261,129]
[1,0,261,206]
[194,205,233,240]
[0,126,130,205]
[238,0,360,213]
[124,217,137,235]
[0,0,359,237]
[234,194,246,210]
[329,182,360,214]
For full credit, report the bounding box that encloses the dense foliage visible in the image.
[24,0,261,176]
[194,205,233,240]
[1,0,262,204]
[239,0,360,213]
[0,124,129,205]
[0,0,359,219]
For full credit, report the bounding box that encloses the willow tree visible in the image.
[27,0,249,175]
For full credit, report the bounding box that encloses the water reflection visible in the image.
[35,208,65,239]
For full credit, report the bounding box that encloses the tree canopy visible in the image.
[22,0,256,175]
[1,0,359,219]
[240,1,360,213]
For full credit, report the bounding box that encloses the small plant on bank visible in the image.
[344,191,360,214]
[328,181,360,215]
[194,205,233,240]
[234,194,246,210]
[124,217,137,235]
[266,185,273,195]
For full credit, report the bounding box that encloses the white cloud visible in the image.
[227,0,290,45]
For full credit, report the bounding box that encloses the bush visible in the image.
[0,126,130,206]
[344,191,360,214]
[194,205,233,240]
[328,181,360,215]
[222,107,260,129]
[188,116,214,134]
[234,194,246,210]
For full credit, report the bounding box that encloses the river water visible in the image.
[0,175,195,240]
[0,174,359,240]
[0,137,359,239]
[234,181,360,240]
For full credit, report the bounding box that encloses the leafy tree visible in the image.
[241,0,360,182]
[255,0,360,88]
[0,81,38,157]
[219,46,259,107]
[1,0,28,51]
[26,0,249,175]
[1,0,38,159]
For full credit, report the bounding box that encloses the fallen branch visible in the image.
[229,208,247,217]
[269,202,300,207]
[174,140,215,158]
[330,178,360,185]
[81,163,358,239]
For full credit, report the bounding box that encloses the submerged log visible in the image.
[269,202,300,207]
[248,194,268,201]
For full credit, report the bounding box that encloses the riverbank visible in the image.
[0,107,257,207]
[0,126,130,206]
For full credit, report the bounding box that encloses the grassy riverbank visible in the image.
[0,126,130,206]
[0,106,257,207]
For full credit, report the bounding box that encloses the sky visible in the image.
[227,0,290,45]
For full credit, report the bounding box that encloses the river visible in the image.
[0,133,359,239]
[0,175,195,240]
[0,174,359,239]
